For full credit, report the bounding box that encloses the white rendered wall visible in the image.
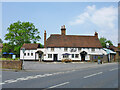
[20,50,38,60]
[20,48,107,61]
[43,48,106,61]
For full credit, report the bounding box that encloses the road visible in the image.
[1,62,118,88]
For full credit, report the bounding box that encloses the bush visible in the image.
[98,56,101,60]
[62,59,72,63]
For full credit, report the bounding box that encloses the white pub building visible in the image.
[20,25,107,62]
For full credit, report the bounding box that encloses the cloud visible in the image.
[69,12,89,25]
[69,5,117,27]
[69,5,118,46]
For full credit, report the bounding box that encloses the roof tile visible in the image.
[46,35,102,48]
[21,43,40,50]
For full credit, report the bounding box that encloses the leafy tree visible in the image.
[4,21,41,55]
[0,38,3,43]
[39,43,44,48]
[2,43,13,53]
[99,37,113,48]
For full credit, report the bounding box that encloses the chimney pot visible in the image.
[95,32,98,38]
[61,25,66,35]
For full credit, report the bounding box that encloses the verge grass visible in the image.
[1,58,20,61]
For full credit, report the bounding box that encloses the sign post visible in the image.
[22,48,25,70]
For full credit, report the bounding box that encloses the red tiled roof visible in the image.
[46,34,102,48]
[0,43,3,48]
[21,43,40,50]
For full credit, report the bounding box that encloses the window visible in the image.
[24,53,26,56]
[93,56,98,59]
[28,53,29,56]
[75,54,79,58]
[31,53,33,56]
[92,48,95,52]
[72,54,74,58]
[100,55,103,58]
[64,48,68,51]
[48,54,52,58]
[63,55,69,58]
[51,48,54,51]
[78,48,81,51]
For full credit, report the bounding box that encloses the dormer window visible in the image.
[78,48,81,51]
[64,48,68,51]
[51,48,54,51]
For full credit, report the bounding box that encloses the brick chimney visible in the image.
[44,30,46,48]
[94,32,98,38]
[61,25,66,35]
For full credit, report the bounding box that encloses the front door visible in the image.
[81,54,85,61]
[53,54,58,61]
[80,51,87,61]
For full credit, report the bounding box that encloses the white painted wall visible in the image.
[43,48,106,61]
[20,50,38,60]
[20,48,107,61]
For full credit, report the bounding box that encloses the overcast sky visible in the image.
[1,2,118,46]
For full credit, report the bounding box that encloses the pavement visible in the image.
[1,62,119,88]
[22,61,117,72]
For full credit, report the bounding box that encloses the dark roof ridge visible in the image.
[50,34,95,37]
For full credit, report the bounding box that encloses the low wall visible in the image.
[0,60,23,70]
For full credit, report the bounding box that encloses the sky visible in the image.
[1,2,118,46]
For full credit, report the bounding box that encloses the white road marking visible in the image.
[2,70,75,85]
[0,83,5,85]
[109,68,118,71]
[49,82,69,88]
[84,72,103,79]
[4,79,14,83]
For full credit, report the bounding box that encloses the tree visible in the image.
[99,37,113,48]
[2,43,14,53]
[4,21,41,55]
[0,38,3,43]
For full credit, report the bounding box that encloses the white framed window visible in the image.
[63,55,69,58]
[64,48,68,51]
[31,53,33,56]
[75,54,79,58]
[28,53,30,56]
[51,48,54,51]
[48,54,52,58]
[72,54,74,58]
